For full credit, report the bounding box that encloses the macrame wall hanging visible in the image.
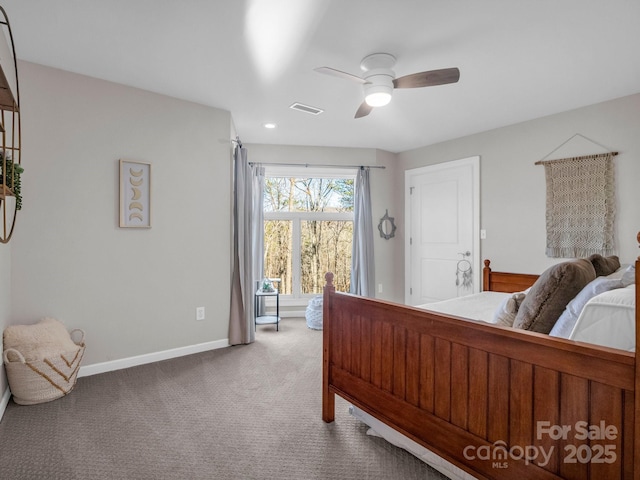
[535,135,617,258]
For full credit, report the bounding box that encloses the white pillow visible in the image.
[621,264,635,287]
[549,277,623,338]
[492,292,526,327]
[604,265,626,279]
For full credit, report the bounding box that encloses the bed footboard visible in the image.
[323,260,640,479]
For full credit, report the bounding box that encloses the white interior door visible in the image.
[405,157,480,305]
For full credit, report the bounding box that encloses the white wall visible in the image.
[398,94,640,280]
[9,62,234,366]
[245,144,404,303]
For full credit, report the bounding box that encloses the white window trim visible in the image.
[265,211,353,221]
[263,168,355,301]
[264,165,357,180]
[264,213,354,301]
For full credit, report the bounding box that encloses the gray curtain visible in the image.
[229,145,264,345]
[350,167,375,297]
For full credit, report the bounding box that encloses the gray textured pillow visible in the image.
[513,259,596,333]
[588,254,620,277]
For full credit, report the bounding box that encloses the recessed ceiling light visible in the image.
[263,123,277,129]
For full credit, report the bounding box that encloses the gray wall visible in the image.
[8,62,234,368]
[399,94,640,281]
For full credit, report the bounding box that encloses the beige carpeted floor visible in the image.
[0,318,449,480]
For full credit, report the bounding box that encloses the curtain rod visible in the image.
[232,139,382,170]
[233,137,383,169]
[248,162,385,170]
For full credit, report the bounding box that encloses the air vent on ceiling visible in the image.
[289,102,324,115]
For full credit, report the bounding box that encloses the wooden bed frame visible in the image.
[322,247,640,479]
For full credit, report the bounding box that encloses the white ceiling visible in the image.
[2,0,639,153]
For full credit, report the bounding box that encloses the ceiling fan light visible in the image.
[365,92,391,107]
[364,83,392,107]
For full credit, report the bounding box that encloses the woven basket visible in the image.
[3,329,85,405]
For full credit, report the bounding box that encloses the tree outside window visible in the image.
[263,175,354,296]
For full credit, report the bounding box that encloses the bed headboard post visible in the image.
[322,272,335,423]
[482,259,491,291]
[635,233,640,479]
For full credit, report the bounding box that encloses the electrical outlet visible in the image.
[480,229,487,239]
[196,307,205,321]
[378,283,383,293]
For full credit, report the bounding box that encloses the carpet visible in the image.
[0,319,449,480]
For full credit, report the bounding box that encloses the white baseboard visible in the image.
[0,386,10,422]
[78,338,229,378]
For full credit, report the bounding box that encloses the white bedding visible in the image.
[417,286,636,351]
[349,405,479,480]
[568,284,635,351]
[416,291,509,323]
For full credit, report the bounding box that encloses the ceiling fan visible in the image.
[314,53,460,118]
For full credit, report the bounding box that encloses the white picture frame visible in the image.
[119,159,151,228]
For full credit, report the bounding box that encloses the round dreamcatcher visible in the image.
[456,252,473,289]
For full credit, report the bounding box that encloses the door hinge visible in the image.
[410,186,414,195]
[410,287,413,295]
[410,237,412,245]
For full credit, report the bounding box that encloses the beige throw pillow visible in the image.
[493,292,526,327]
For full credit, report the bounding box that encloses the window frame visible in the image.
[262,167,356,301]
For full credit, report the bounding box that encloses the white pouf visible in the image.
[3,318,85,405]
[305,296,323,330]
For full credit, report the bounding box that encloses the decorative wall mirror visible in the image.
[0,7,21,244]
[378,209,396,240]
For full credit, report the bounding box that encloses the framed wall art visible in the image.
[119,159,151,228]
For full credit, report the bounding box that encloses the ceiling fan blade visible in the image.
[393,67,460,89]
[355,101,373,119]
[314,66,367,84]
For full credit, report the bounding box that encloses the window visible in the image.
[263,167,355,298]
